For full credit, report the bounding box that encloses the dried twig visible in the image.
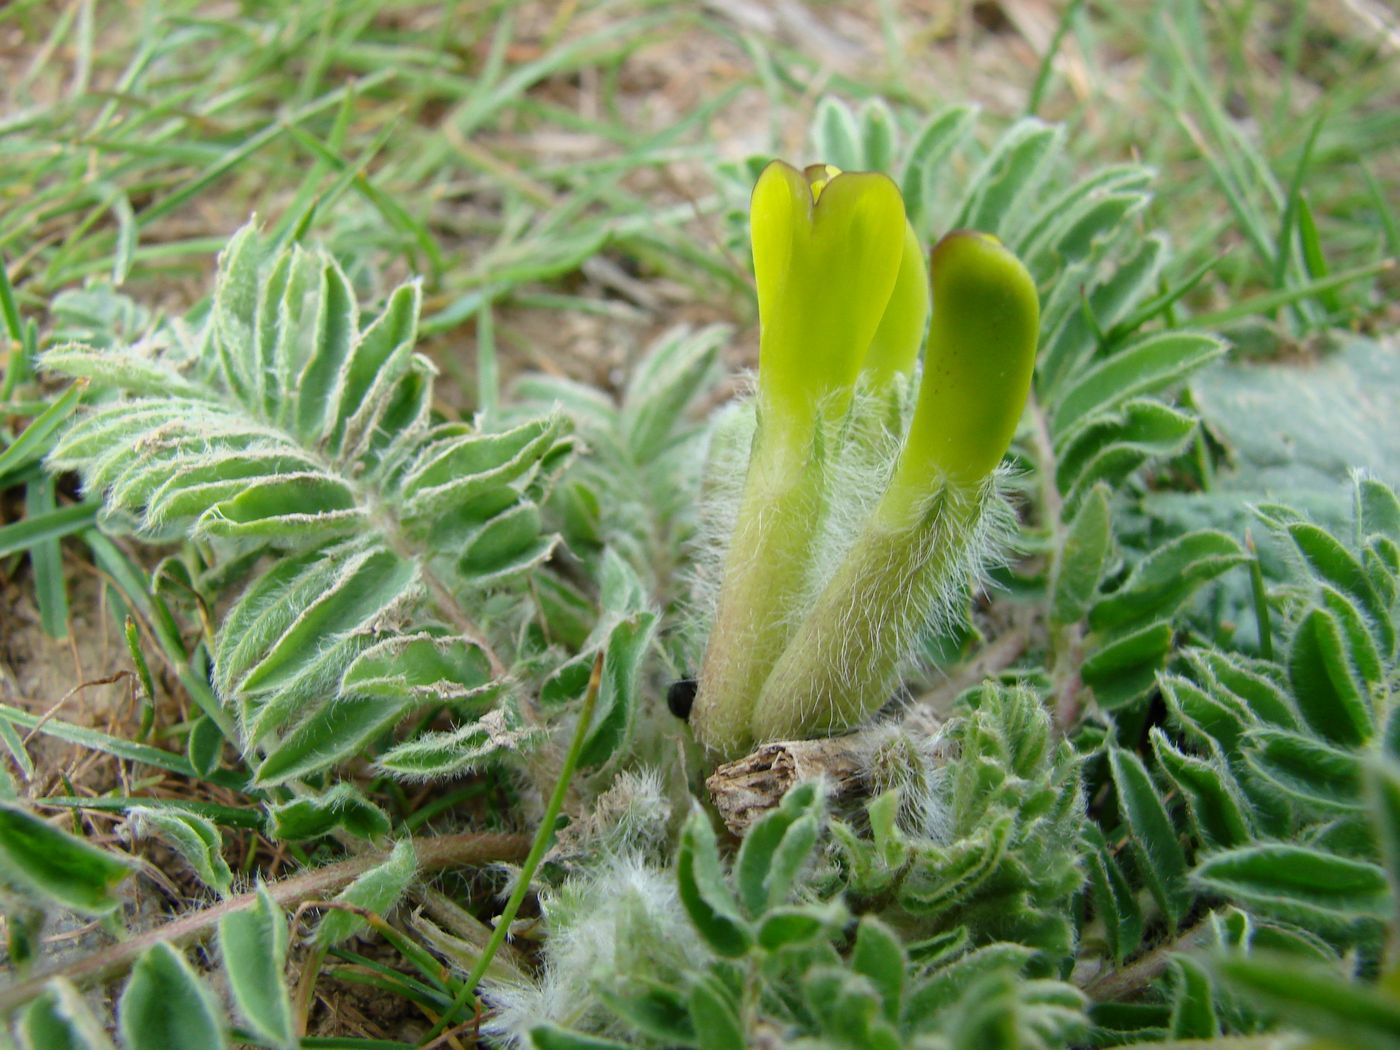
[0,831,529,1013]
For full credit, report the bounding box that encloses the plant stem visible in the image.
[1081,915,1214,1002]
[1028,393,1087,733]
[423,651,605,1041]
[0,831,529,1013]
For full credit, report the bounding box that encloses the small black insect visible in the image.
[667,677,698,721]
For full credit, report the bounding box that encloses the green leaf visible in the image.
[234,544,419,700]
[1359,476,1400,542]
[904,943,1034,1025]
[597,977,694,1045]
[676,807,751,958]
[734,781,822,916]
[1090,530,1246,630]
[1051,483,1112,625]
[1288,607,1373,746]
[0,501,99,559]
[1243,727,1364,814]
[458,502,553,583]
[1052,331,1224,441]
[42,346,207,399]
[317,838,418,948]
[265,784,391,842]
[328,280,421,455]
[1167,955,1218,1040]
[195,474,365,542]
[187,715,224,778]
[0,380,85,482]
[219,884,295,1050]
[901,815,1013,913]
[1052,397,1198,509]
[1193,844,1392,927]
[756,903,841,950]
[128,806,232,896]
[1039,232,1165,394]
[118,943,227,1050]
[852,916,907,1024]
[900,104,978,229]
[1217,953,1400,1047]
[1108,747,1191,928]
[401,414,566,524]
[688,972,745,1050]
[1364,756,1400,909]
[954,119,1063,238]
[811,96,863,171]
[1288,521,1393,654]
[375,709,537,781]
[621,326,723,460]
[16,978,116,1050]
[1083,823,1142,964]
[0,802,132,914]
[578,611,658,768]
[1081,622,1174,709]
[1149,730,1251,849]
[1187,650,1299,731]
[253,694,410,787]
[340,632,497,708]
[1196,338,1400,500]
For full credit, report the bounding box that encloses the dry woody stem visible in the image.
[0,831,529,1013]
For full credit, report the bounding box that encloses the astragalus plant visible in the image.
[4,95,1399,1050]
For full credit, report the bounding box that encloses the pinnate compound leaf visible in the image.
[118,943,227,1050]
[127,806,232,896]
[676,807,751,957]
[0,802,132,914]
[219,884,295,1050]
[16,978,115,1050]
[317,838,417,949]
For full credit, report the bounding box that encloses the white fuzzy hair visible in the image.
[485,852,701,1046]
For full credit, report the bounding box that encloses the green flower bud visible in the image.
[883,230,1039,521]
[692,160,917,759]
[752,229,1038,745]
